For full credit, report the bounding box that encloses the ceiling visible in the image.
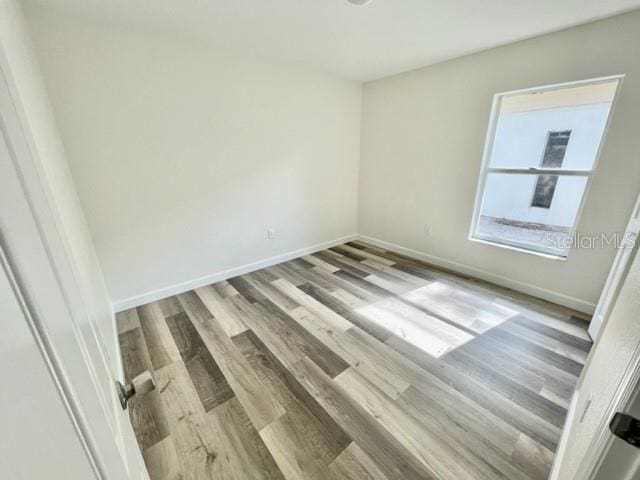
[24,0,640,81]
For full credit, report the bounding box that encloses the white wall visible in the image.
[483,103,611,227]
[358,10,640,311]
[24,5,362,308]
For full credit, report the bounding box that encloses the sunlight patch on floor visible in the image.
[356,297,474,358]
[402,282,518,334]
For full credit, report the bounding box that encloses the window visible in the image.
[530,130,571,208]
[470,77,621,258]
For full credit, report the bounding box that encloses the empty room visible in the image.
[2,0,640,479]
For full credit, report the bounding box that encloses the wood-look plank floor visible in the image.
[117,241,592,480]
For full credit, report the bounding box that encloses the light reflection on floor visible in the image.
[356,281,519,358]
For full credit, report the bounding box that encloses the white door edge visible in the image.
[0,238,106,479]
[588,192,640,340]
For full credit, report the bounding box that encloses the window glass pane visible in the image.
[541,131,570,167]
[531,174,559,208]
[488,81,618,170]
[476,172,588,256]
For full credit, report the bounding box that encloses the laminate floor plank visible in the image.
[302,254,340,273]
[231,329,351,452]
[360,258,428,286]
[329,442,389,480]
[388,261,438,282]
[117,308,141,335]
[178,291,286,431]
[244,271,300,311]
[154,360,206,424]
[454,333,561,398]
[286,257,316,270]
[306,265,380,303]
[493,298,592,341]
[165,311,235,411]
[119,327,170,450]
[333,244,396,266]
[157,296,183,318]
[141,436,180,480]
[292,357,438,480]
[484,328,584,377]
[385,334,562,451]
[211,279,240,298]
[121,242,591,480]
[357,297,474,357]
[238,295,349,378]
[268,264,309,287]
[169,398,285,480]
[442,348,567,428]
[194,285,249,337]
[271,278,353,331]
[334,368,496,480]
[283,260,346,293]
[330,287,368,309]
[364,273,416,295]
[396,386,539,480]
[298,282,393,342]
[467,332,577,402]
[333,270,394,301]
[137,302,181,370]
[314,250,371,278]
[510,315,592,352]
[288,306,411,399]
[398,385,520,460]
[323,250,414,290]
[233,328,350,479]
[401,282,516,334]
[498,320,589,365]
[329,245,370,262]
[227,275,268,304]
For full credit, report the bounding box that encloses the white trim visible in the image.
[469,235,567,260]
[549,389,579,480]
[112,303,125,382]
[356,234,596,314]
[588,192,640,341]
[112,234,358,312]
[497,74,627,98]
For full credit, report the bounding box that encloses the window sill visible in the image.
[469,235,568,261]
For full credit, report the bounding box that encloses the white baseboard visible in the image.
[112,234,357,312]
[356,234,596,314]
[113,231,596,314]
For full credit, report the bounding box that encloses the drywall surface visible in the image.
[25,6,361,305]
[358,10,640,311]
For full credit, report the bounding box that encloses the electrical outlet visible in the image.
[424,224,432,237]
[267,228,276,240]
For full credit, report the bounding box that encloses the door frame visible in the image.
[550,233,640,479]
[588,192,640,340]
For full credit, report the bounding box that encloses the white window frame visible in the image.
[469,75,624,260]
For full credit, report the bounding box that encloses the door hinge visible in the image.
[610,412,640,448]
